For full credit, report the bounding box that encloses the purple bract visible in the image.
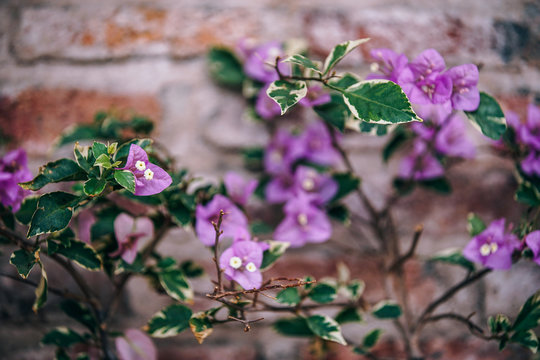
[220,239,264,290]
[366,48,408,83]
[447,64,480,111]
[243,41,290,83]
[0,148,33,212]
[525,231,540,266]
[110,213,154,264]
[224,171,258,207]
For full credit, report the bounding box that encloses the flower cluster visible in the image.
[0,148,33,212]
[504,103,540,177]
[264,121,338,247]
[367,48,479,181]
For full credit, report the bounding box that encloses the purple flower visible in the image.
[195,194,249,246]
[447,64,480,111]
[399,141,444,181]
[522,151,540,177]
[293,166,337,205]
[265,174,296,204]
[235,37,257,60]
[519,104,540,151]
[0,148,33,212]
[220,240,264,290]
[78,210,96,244]
[116,145,172,196]
[244,41,290,83]
[274,193,332,248]
[413,101,453,125]
[366,48,409,83]
[298,121,340,166]
[224,171,258,207]
[264,129,305,175]
[299,85,331,107]
[434,113,476,158]
[398,49,452,105]
[110,213,154,264]
[255,84,282,120]
[525,231,540,266]
[115,329,157,360]
[411,122,437,141]
[463,219,520,270]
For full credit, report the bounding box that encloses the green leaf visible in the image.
[56,125,99,148]
[208,46,245,89]
[167,193,193,226]
[363,329,383,348]
[50,240,102,271]
[114,170,136,194]
[430,248,475,272]
[313,93,353,132]
[180,260,204,278]
[335,307,363,324]
[510,330,539,353]
[146,304,192,338]
[464,92,506,140]
[512,290,540,333]
[331,73,360,89]
[33,263,48,312]
[266,80,308,115]
[331,173,361,203]
[41,327,84,348]
[15,196,39,225]
[323,39,370,76]
[189,312,213,344]
[516,181,540,206]
[260,240,290,270]
[283,54,321,74]
[340,80,421,124]
[114,139,153,161]
[93,154,112,169]
[393,178,415,196]
[273,317,314,337]
[250,220,273,235]
[20,159,86,191]
[60,299,97,333]
[358,121,393,136]
[308,283,337,304]
[419,177,451,194]
[383,128,410,162]
[307,314,347,345]
[28,192,79,237]
[243,147,265,172]
[467,213,486,237]
[344,280,365,301]
[327,204,350,224]
[115,254,145,275]
[10,248,38,278]
[74,143,94,173]
[55,348,71,360]
[83,178,106,196]
[158,269,193,302]
[372,300,402,319]
[276,287,301,306]
[92,141,108,159]
[488,314,511,334]
[108,142,118,155]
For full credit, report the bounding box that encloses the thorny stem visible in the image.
[212,210,225,293]
[207,278,315,300]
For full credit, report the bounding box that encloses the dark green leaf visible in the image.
[372,300,402,319]
[327,204,350,224]
[33,263,48,312]
[41,327,84,348]
[358,121,393,136]
[464,92,506,140]
[146,304,192,337]
[393,178,415,196]
[180,260,204,278]
[115,254,145,274]
[56,125,99,148]
[51,240,102,271]
[55,348,71,360]
[92,141,108,159]
[307,314,347,345]
[330,73,360,89]
[15,196,39,225]
[516,181,540,207]
[93,154,112,169]
[283,54,322,74]
[273,317,314,337]
[313,93,353,132]
[430,248,475,272]
[383,128,410,162]
[363,329,383,348]
[250,220,273,235]
[28,192,80,237]
[267,80,308,115]
[512,290,540,333]
[510,330,539,353]
[331,173,361,203]
[83,178,106,196]
[158,269,193,302]
[488,314,511,334]
[419,177,451,194]
[114,170,135,194]
[243,147,264,171]
[335,307,363,324]
[20,159,86,191]
[308,283,337,304]
[10,248,38,278]
[74,143,94,173]
[60,299,97,333]
[208,46,245,89]
[276,288,301,306]
[114,139,153,161]
[344,280,365,301]
[260,240,290,270]
[323,39,369,76]
[467,213,486,237]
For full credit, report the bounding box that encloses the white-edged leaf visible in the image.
[266,80,308,115]
[283,54,322,74]
[146,304,192,338]
[158,269,193,302]
[306,314,347,345]
[260,240,290,270]
[323,38,370,76]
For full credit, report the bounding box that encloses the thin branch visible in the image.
[423,312,499,341]
[0,271,86,302]
[212,210,225,293]
[208,278,315,300]
[227,315,264,332]
[388,225,423,272]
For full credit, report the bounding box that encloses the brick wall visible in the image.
[1,0,539,359]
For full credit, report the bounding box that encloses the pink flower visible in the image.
[116,145,172,196]
[447,64,480,111]
[110,213,154,264]
[115,329,157,360]
[224,171,258,207]
[0,148,33,212]
[220,239,264,290]
[78,210,97,244]
[525,231,540,266]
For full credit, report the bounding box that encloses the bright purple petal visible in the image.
[133,163,172,196]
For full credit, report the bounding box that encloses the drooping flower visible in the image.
[463,219,520,270]
[243,41,290,83]
[78,210,97,244]
[524,231,540,266]
[264,129,305,175]
[195,194,249,246]
[399,140,444,181]
[116,145,172,196]
[366,48,409,83]
[519,104,540,151]
[115,329,157,360]
[298,121,340,167]
[434,113,476,159]
[224,171,258,207]
[447,64,480,111]
[274,193,332,247]
[0,148,33,212]
[220,239,264,290]
[398,49,452,105]
[299,85,331,107]
[255,84,282,120]
[293,166,337,205]
[110,213,154,264]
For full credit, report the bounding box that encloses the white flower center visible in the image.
[490,243,498,253]
[144,168,154,180]
[245,262,257,272]
[230,256,242,269]
[297,213,308,226]
[135,161,146,171]
[370,62,379,73]
[302,178,315,191]
[480,242,498,256]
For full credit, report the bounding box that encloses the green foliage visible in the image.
[419,177,452,194]
[327,204,350,224]
[266,80,308,115]
[467,213,487,237]
[308,283,338,304]
[344,280,365,301]
[41,327,85,348]
[10,248,38,278]
[353,329,383,354]
[114,170,136,194]
[19,159,86,191]
[276,287,301,306]
[283,54,322,74]
[488,314,511,334]
[167,193,195,226]
[371,300,402,319]
[242,147,265,171]
[335,307,363,324]
[260,240,290,270]
[464,92,507,140]
[383,128,411,162]
[512,290,540,333]
[510,330,539,353]
[83,178,106,196]
[15,196,39,225]
[146,304,193,338]
[208,46,245,89]
[189,312,214,344]
[306,314,347,345]
[322,39,369,76]
[114,138,153,161]
[48,240,102,271]
[33,263,48,312]
[515,181,540,207]
[28,192,80,237]
[60,300,97,333]
[430,248,475,272]
[330,172,361,203]
[180,260,204,278]
[158,267,194,302]
[273,317,314,337]
[313,93,353,132]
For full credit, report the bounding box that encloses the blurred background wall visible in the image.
[0,0,540,359]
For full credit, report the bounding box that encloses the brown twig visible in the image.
[423,312,499,341]
[212,210,225,293]
[388,225,423,272]
[227,315,264,332]
[208,278,315,300]
[0,271,86,302]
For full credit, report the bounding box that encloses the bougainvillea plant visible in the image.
[0,38,539,360]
